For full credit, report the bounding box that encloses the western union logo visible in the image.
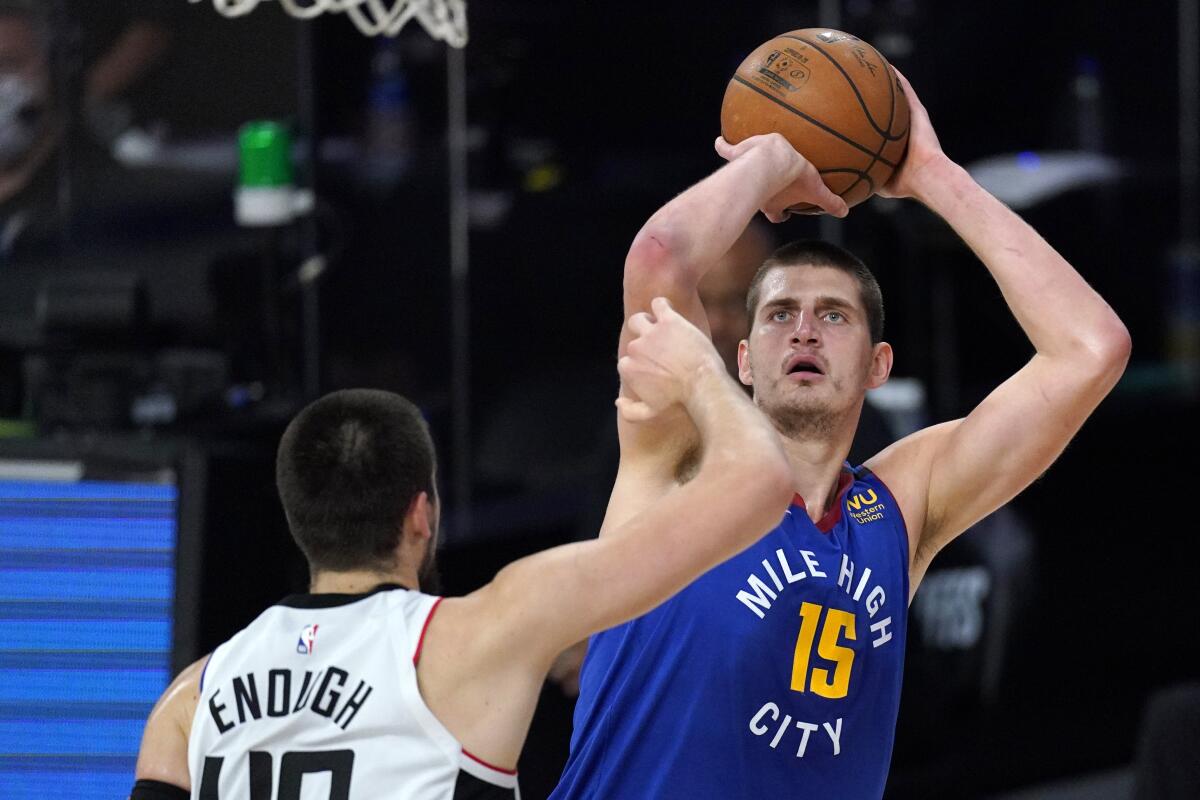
[846,490,878,511]
[847,489,885,524]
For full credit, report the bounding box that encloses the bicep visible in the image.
[923,354,1109,547]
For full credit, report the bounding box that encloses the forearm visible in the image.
[628,148,794,286]
[914,158,1129,362]
[683,363,788,475]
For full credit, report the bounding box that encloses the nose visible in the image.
[791,310,820,345]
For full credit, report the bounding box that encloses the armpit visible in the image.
[674,443,702,485]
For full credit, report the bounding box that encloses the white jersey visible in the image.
[188,584,519,800]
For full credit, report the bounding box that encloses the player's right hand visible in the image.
[616,297,726,423]
[715,134,848,221]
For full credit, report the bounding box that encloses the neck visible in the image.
[309,567,417,595]
[776,404,861,524]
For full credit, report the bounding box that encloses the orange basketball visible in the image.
[720,29,909,213]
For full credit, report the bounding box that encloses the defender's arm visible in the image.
[131,656,208,796]
[420,300,793,767]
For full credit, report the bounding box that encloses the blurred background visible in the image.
[0,0,1197,797]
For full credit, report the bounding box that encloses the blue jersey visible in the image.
[552,465,909,799]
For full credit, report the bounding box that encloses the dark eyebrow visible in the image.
[760,296,859,319]
[760,298,800,318]
[814,296,858,315]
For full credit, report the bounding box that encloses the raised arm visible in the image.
[867,73,1131,584]
[419,299,794,767]
[621,135,848,354]
[617,135,848,476]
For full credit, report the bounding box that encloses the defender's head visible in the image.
[276,389,439,584]
[738,240,892,438]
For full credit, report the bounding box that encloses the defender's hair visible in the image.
[276,389,436,573]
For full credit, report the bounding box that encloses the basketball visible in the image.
[720,29,910,213]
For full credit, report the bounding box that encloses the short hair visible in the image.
[276,389,436,573]
[745,239,885,344]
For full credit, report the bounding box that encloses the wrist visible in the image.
[680,357,731,416]
[908,155,971,209]
[742,140,803,193]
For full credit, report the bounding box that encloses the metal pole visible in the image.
[447,44,472,539]
[49,0,78,252]
[295,19,322,399]
[1180,0,1199,247]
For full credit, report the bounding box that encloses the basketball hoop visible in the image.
[191,0,468,46]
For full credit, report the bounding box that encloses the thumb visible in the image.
[649,296,677,321]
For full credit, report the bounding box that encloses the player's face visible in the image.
[739,266,889,438]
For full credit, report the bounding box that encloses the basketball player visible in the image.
[128,298,795,800]
[552,72,1130,797]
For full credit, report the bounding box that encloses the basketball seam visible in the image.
[730,75,897,169]
[783,34,908,142]
[838,66,899,201]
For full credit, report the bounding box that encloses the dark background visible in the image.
[0,0,1195,797]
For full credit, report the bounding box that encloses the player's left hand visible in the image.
[877,68,950,201]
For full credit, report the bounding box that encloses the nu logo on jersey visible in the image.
[296,624,319,655]
[846,489,886,524]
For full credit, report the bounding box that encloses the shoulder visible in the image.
[134,655,209,786]
[159,655,209,734]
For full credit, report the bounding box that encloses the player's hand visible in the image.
[877,69,950,200]
[616,297,726,423]
[715,133,848,221]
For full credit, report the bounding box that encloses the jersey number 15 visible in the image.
[791,602,855,699]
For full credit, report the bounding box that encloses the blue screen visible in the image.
[0,474,178,799]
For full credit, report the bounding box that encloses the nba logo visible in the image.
[296,624,319,655]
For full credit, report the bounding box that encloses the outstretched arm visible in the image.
[868,73,1131,584]
[420,299,794,767]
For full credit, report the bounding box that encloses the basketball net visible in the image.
[192,0,468,46]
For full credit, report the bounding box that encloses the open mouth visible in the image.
[786,356,825,376]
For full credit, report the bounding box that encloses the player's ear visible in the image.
[405,491,435,543]
[738,340,754,386]
[866,341,893,389]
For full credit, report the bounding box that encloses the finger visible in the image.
[819,191,849,219]
[649,296,676,321]
[810,178,849,218]
[615,397,656,423]
[890,66,921,108]
[627,311,655,336]
[715,135,759,161]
